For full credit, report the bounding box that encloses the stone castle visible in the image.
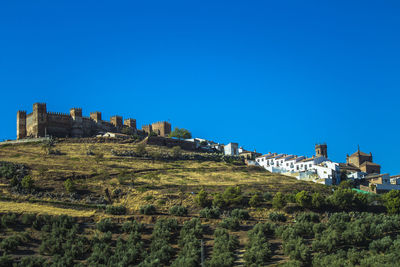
[17,103,171,139]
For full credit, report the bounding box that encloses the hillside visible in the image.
[1,138,399,266]
[0,138,329,215]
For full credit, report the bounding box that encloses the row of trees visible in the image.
[140,218,179,266]
[244,223,274,266]
[274,212,400,266]
[208,228,239,267]
[171,218,204,267]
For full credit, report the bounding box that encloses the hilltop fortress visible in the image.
[16,103,171,139]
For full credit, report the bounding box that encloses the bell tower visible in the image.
[315,143,328,158]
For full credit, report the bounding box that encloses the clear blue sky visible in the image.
[1,1,399,174]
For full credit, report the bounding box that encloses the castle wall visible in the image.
[18,103,146,139]
[79,117,95,137]
[46,113,73,137]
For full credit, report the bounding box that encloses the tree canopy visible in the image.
[169,127,192,139]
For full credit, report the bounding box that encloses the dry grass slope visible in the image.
[0,139,329,217]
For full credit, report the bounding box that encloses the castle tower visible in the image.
[315,143,328,158]
[70,108,82,120]
[124,118,136,130]
[16,111,27,140]
[90,111,102,122]
[151,121,171,137]
[32,103,47,137]
[70,108,83,137]
[142,124,152,135]
[110,115,123,127]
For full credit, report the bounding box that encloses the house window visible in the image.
[296,166,299,170]
[309,164,312,167]
[286,163,289,166]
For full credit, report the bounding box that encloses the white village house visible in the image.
[224,142,239,156]
[255,144,340,185]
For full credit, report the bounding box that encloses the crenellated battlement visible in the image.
[16,102,171,139]
[47,111,71,117]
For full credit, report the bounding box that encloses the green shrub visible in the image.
[295,191,312,208]
[21,213,37,225]
[222,186,243,206]
[199,206,221,219]
[0,254,13,266]
[96,218,116,232]
[329,189,368,210]
[219,217,240,231]
[0,162,22,179]
[283,237,311,264]
[249,193,263,207]
[263,192,273,201]
[231,209,250,220]
[169,205,188,216]
[144,195,153,201]
[311,192,325,209]
[269,212,287,222]
[21,175,34,190]
[195,188,211,208]
[212,193,225,208]
[157,199,166,205]
[64,178,75,193]
[0,235,23,252]
[369,236,393,253]
[105,205,127,215]
[32,214,53,230]
[122,220,144,233]
[384,190,400,214]
[339,180,354,189]
[140,204,156,215]
[272,192,287,209]
[18,256,48,267]
[295,212,320,223]
[1,213,18,228]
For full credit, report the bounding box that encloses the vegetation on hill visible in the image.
[0,138,400,265]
